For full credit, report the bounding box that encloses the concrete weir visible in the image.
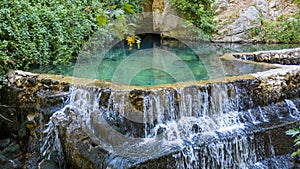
[1,48,300,168]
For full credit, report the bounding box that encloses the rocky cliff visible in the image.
[213,0,299,43]
[142,0,299,43]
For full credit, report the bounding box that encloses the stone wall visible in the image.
[0,71,70,169]
[2,65,300,168]
[233,47,300,65]
[1,48,300,168]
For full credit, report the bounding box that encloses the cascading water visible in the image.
[40,106,67,168]
[41,82,300,168]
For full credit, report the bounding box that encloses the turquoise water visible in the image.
[95,47,209,86]
[30,42,298,86]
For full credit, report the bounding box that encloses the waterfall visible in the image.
[285,99,300,118]
[40,108,67,168]
[40,83,300,168]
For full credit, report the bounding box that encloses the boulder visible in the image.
[212,0,299,43]
[215,6,262,42]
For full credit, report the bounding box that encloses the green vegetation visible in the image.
[251,1,300,43]
[295,0,300,7]
[0,0,143,77]
[261,16,300,43]
[286,128,300,157]
[171,0,217,40]
[285,1,300,158]
[250,16,300,43]
[1,0,299,79]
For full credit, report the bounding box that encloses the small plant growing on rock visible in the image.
[286,128,300,156]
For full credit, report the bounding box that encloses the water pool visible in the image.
[30,41,298,86]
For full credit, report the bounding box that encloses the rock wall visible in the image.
[57,99,300,168]
[0,71,70,169]
[16,66,300,168]
[141,0,298,42]
[213,0,299,42]
[141,0,199,40]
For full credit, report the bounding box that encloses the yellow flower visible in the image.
[126,36,135,45]
[126,36,141,50]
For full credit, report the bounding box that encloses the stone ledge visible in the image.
[233,48,300,65]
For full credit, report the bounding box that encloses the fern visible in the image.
[286,128,300,157]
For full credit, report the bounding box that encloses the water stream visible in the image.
[41,82,300,168]
[35,37,300,168]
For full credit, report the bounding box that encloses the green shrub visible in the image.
[1,0,93,74]
[295,0,300,7]
[262,17,300,43]
[250,1,300,43]
[0,0,142,76]
[171,0,217,40]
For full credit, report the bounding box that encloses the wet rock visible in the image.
[99,88,111,108]
[0,139,12,149]
[1,142,20,159]
[41,78,52,86]
[1,71,71,169]
[62,84,70,92]
[38,159,60,169]
[26,77,38,87]
[0,139,23,169]
[129,89,145,112]
[58,109,108,169]
[0,158,22,169]
[26,153,39,169]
